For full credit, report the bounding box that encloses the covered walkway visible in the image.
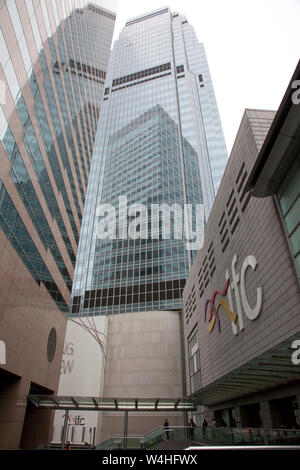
[28,395,201,449]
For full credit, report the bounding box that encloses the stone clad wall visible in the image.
[100,310,184,441]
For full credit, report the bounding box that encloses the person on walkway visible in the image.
[211,417,217,439]
[163,418,170,440]
[202,418,208,436]
[66,441,71,450]
[189,417,196,440]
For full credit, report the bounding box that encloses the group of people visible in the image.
[163,416,223,440]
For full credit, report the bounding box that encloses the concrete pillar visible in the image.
[233,406,241,428]
[294,394,300,426]
[61,410,69,450]
[0,377,30,449]
[260,401,273,429]
[203,406,212,424]
[123,411,128,449]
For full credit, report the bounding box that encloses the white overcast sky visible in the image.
[103,0,300,154]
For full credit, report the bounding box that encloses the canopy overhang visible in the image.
[191,333,300,407]
[28,395,201,412]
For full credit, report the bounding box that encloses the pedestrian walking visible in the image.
[65,441,71,450]
[163,418,170,440]
[202,418,208,436]
[189,417,196,440]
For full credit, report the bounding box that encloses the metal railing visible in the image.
[94,426,300,450]
[94,427,165,450]
[192,426,300,446]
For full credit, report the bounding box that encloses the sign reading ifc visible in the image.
[204,254,262,336]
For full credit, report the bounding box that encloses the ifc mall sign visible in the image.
[204,254,263,336]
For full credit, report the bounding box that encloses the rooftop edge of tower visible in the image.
[125,6,171,26]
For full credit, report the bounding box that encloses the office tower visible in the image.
[0,0,116,449]
[71,7,228,318]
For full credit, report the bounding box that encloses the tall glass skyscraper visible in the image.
[0,0,116,450]
[0,0,115,313]
[71,7,228,317]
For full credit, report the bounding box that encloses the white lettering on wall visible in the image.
[225,254,263,336]
[240,255,263,321]
[61,341,75,375]
[61,359,74,375]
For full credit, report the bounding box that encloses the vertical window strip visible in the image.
[25,0,43,53]
[51,0,60,27]
[56,14,89,191]
[73,6,96,144]
[6,1,32,75]
[40,0,53,37]
[0,27,21,102]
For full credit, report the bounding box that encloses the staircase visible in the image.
[152,439,196,450]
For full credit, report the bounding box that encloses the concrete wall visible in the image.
[52,310,184,445]
[0,228,66,449]
[183,109,300,393]
[100,310,184,441]
[52,316,108,446]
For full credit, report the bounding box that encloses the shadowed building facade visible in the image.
[183,59,300,429]
[0,0,116,449]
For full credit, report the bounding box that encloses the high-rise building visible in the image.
[71,7,228,318]
[0,0,116,450]
[51,7,228,445]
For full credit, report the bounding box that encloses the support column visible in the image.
[0,377,30,449]
[61,410,69,450]
[260,401,273,429]
[233,406,241,428]
[184,411,188,440]
[294,394,300,426]
[123,411,128,449]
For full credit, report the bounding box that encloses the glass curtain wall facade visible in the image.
[276,158,300,279]
[71,7,227,316]
[0,0,116,313]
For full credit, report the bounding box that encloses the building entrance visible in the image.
[0,368,21,449]
[20,383,54,449]
[269,396,298,429]
[240,403,261,428]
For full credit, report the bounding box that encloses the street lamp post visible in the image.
[61,410,69,450]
